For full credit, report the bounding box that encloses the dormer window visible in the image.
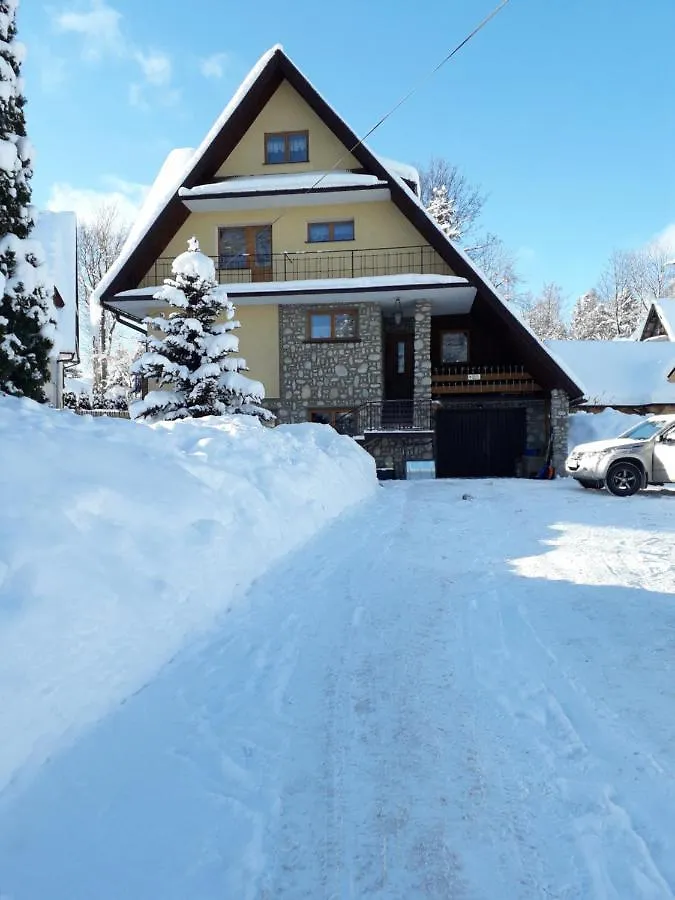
[265,131,309,164]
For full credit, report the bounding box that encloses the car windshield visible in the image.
[620,419,667,441]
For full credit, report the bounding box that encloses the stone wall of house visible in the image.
[550,389,570,475]
[277,303,383,423]
[363,434,435,479]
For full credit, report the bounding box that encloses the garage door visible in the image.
[435,407,526,478]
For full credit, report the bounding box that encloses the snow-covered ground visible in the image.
[0,396,376,798]
[2,467,675,898]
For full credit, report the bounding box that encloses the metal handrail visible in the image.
[334,400,435,437]
[140,245,452,288]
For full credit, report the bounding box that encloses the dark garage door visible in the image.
[435,407,526,478]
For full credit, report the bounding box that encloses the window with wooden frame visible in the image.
[308,408,353,430]
[440,330,469,364]
[307,308,358,342]
[265,130,309,164]
[307,220,355,243]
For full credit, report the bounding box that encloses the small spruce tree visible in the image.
[0,0,53,401]
[131,238,271,422]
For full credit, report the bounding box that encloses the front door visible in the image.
[384,332,414,400]
[218,225,273,281]
[653,427,675,482]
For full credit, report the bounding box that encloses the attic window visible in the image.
[265,131,308,164]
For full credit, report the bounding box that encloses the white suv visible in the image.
[566,414,675,496]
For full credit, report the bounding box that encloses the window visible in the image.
[265,131,309,164]
[397,340,406,374]
[307,220,355,243]
[308,409,354,431]
[440,331,469,364]
[307,309,358,341]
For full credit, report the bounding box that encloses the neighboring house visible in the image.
[32,211,79,407]
[636,299,675,343]
[94,45,582,478]
[548,340,675,415]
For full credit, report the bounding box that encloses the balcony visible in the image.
[432,365,541,396]
[334,400,435,437]
[140,245,452,289]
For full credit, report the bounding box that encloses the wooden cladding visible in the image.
[432,365,541,395]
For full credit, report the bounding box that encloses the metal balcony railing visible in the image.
[140,246,452,288]
[334,400,435,437]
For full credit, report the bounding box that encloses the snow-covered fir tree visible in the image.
[131,238,271,422]
[523,282,568,340]
[569,291,614,340]
[0,0,53,401]
[426,184,461,240]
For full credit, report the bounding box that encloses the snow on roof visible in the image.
[652,299,675,340]
[547,339,675,406]
[116,273,468,300]
[376,155,420,194]
[92,45,284,305]
[179,171,386,197]
[32,210,77,357]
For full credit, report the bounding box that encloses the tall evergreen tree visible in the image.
[132,238,271,422]
[0,0,53,400]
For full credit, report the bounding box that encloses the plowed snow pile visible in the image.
[0,396,376,792]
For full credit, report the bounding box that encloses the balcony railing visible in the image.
[140,246,452,289]
[432,364,541,395]
[334,400,435,437]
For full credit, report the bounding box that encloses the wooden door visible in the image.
[384,332,414,400]
[218,225,273,282]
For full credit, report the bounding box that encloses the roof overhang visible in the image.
[104,274,476,321]
[179,183,391,212]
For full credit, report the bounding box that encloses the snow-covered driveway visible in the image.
[2,479,675,899]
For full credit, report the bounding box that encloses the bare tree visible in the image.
[630,242,675,306]
[466,232,521,301]
[595,250,642,338]
[77,202,129,392]
[521,282,568,340]
[418,157,486,240]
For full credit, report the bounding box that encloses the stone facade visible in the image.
[364,433,435,479]
[277,302,383,424]
[550,388,570,475]
[413,300,432,430]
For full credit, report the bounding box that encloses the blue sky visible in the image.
[19,0,675,306]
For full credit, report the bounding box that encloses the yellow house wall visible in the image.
[216,80,359,178]
[147,304,280,398]
[162,200,439,259]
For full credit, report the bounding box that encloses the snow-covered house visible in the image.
[547,340,675,415]
[636,299,675,343]
[94,45,582,478]
[32,211,79,407]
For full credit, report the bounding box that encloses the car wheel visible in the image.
[606,462,642,497]
[578,479,603,489]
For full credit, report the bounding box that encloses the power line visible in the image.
[310,0,513,191]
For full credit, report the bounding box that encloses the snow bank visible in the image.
[569,409,646,449]
[0,397,376,792]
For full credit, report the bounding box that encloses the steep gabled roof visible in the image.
[637,299,675,342]
[96,45,582,399]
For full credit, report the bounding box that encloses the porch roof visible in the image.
[104,273,476,321]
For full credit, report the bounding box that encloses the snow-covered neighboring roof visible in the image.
[376,155,420,195]
[651,300,675,340]
[547,340,675,407]
[32,211,78,358]
[179,171,387,197]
